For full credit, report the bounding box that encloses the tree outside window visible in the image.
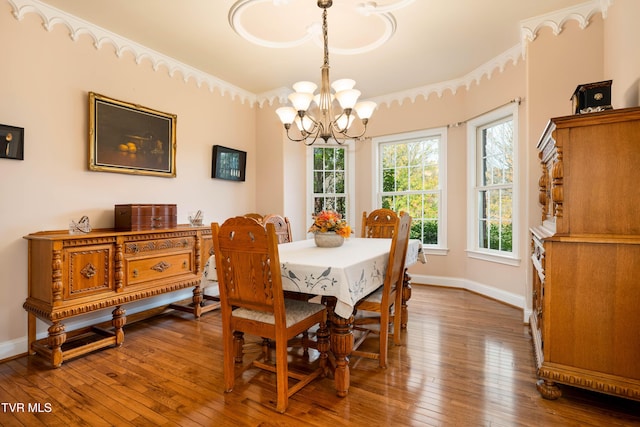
[312,146,347,217]
[377,130,445,247]
[477,119,513,253]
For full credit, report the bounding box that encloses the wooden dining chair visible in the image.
[361,208,399,238]
[351,212,411,368]
[263,214,293,243]
[243,212,264,224]
[211,216,329,413]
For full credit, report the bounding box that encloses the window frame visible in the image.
[373,128,448,254]
[306,142,355,237]
[466,103,520,265]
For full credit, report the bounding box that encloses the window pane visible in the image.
[409,166,422,190]
[324,148,335,169]
[335,171,345,193]
[335,148,345,170]
[379,135,442,246]
[396,167,409,191]
[314,171,323,193]
[324,171,335,193]
[312,146,348,217]
[382,169,395,192]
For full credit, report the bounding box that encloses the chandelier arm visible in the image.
[276,0,374,146]
[284,125,315,143]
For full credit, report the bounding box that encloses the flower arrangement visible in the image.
[308,210,352,238]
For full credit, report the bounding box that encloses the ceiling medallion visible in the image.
[228,0,414,55]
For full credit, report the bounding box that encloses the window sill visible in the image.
[466,250,521,266]
[422,247,449,256]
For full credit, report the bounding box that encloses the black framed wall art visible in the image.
[0,124,24,160]
[212,145,246,181]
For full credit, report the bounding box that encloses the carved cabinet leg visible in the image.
[192,285,204,318]
[47,322,66,368]
[536,379,562,400]
[112,306,126,346]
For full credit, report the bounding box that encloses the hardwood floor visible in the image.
[1,285,639,426]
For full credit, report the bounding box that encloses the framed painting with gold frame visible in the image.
[89,92,177,177]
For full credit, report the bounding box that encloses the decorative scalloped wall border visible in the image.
[7,0,257,106]
[7,0,612,108]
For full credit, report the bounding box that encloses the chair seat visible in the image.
[233,299,326,327]
[359,285,384,304]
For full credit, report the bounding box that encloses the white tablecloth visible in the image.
[200,238,425,318]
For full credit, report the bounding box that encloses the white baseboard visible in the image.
[1,289,194,362]
[409,274,529,323]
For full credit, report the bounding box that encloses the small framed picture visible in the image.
[212,145,246,181]
[89,92,177,177]
[0,124,24,160]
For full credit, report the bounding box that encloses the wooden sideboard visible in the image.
[24,225,215,367]
[530,107,640,401]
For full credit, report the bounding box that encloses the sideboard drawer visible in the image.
[125,251,194,285]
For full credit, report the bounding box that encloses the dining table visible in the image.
[199,237,425,397]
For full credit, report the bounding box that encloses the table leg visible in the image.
[323,297,353,397]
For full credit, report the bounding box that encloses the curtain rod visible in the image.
[447,97,523,128]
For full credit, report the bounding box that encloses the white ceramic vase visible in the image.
[314,231,344,248]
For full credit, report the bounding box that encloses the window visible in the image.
[467,103,519,264]
[307,144,354,223]
[374,129,447,251]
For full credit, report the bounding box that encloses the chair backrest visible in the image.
[263,214,293,244]
[243,213,264,224]
[382,213,412,303]
[212,217,285,325]
[361,208,399,238]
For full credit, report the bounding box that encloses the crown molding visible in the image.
[7,0,257,106]
[362,0,611,108]
[520,0,612,43]
[8,0,611,109]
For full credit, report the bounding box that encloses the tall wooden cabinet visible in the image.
[530,107,640,401]
[24,225,213,368]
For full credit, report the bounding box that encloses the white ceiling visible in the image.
[34,0,591,102]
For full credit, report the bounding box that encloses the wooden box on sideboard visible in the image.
[114,204,177,231]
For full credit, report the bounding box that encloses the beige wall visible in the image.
[1,1,638,360]
[257,2,638,321]
[0,8,256,358]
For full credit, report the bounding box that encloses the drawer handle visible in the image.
[133,269,138,278]
[182,261,188,269]
[151,261,171,272]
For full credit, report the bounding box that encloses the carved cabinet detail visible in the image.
[530,107,640,402]
[24,225,212,367]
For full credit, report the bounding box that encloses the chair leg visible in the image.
[262,338,271,362]
[275,340,289,413]
[224,330,239,392]
[233,331,244,363]
[316,321,330,375]
[379,310,389,369]
[301,331,310,358]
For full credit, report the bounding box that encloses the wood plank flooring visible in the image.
[1,285,639,426]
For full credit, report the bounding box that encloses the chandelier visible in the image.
[275,0,376,145]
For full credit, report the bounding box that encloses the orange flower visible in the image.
[308,210,351,238]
